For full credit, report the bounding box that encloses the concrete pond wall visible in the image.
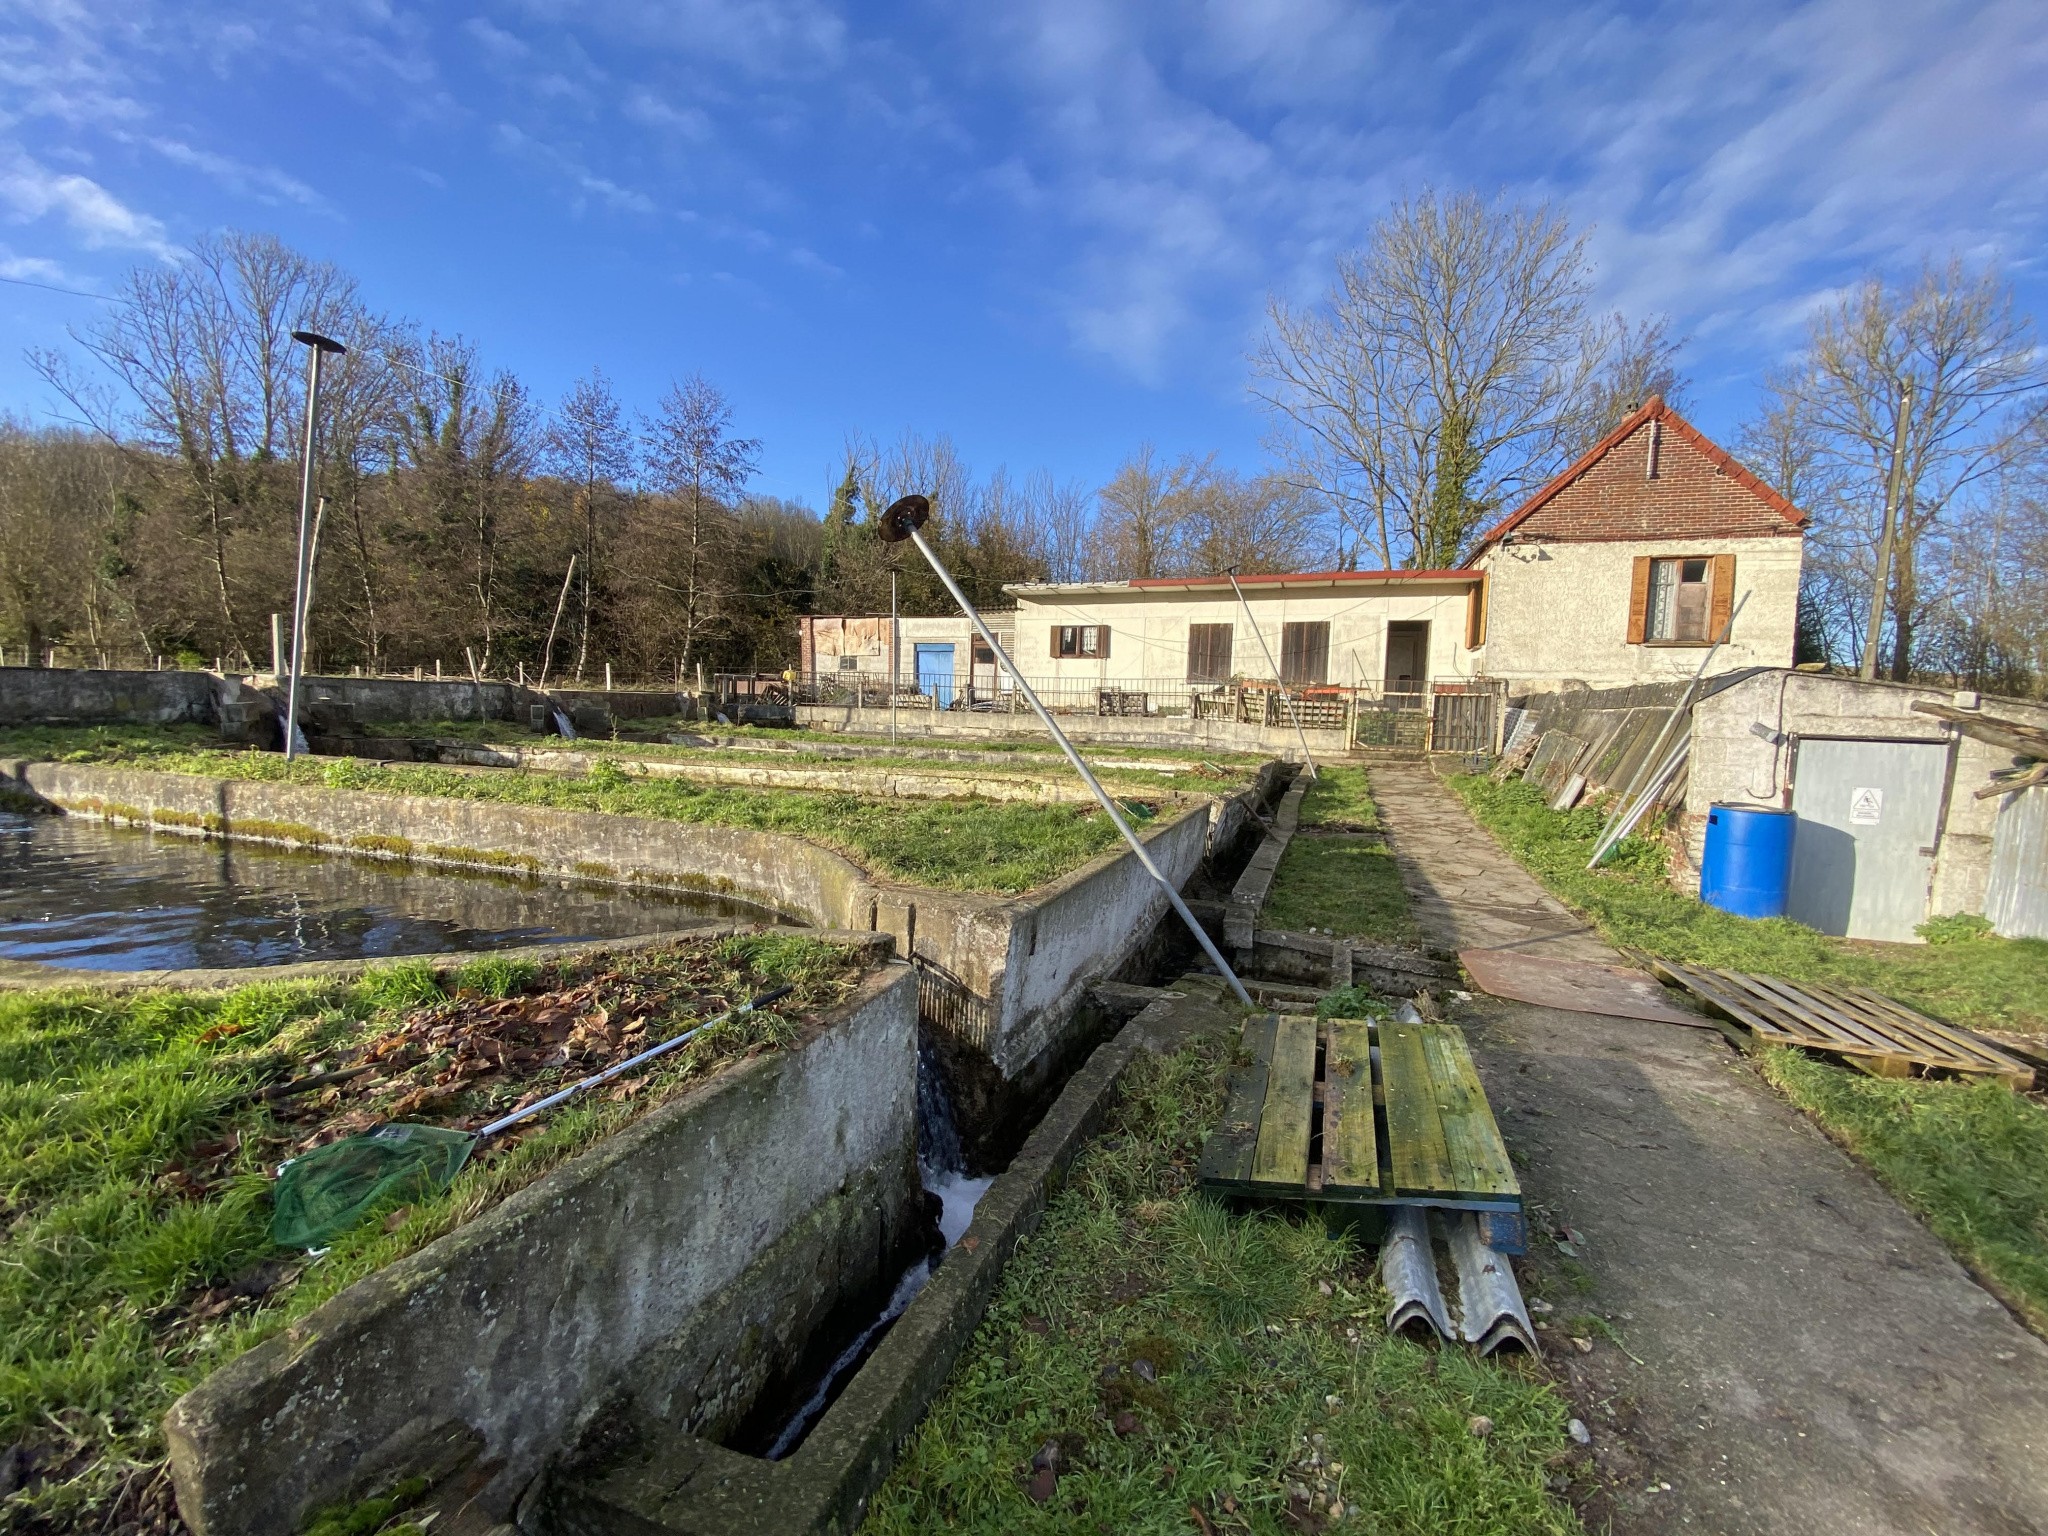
[0,664,220,726]
[0,757,1279,1135]
[164,963,922,1536]
[795,701,1348,760]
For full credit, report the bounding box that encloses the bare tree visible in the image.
[1576,314,1690,452]
[546,369,636,679]
[1757,261,2048,679]
[33,231,365,663]
[642,376,759,675]
[1253,189,1612,569]
[1090,444,1191,579]
[0,420,125,659]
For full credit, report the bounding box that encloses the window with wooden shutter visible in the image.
[1464,575,1488,649]
[1279,621,1329,685]
[1626,557,1652,643]
[1052,624,1111,658]
[1187,623,1233,682]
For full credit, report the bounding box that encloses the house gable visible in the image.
[1467,396,1804,557]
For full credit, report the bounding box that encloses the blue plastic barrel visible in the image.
[1700,804,1795,919]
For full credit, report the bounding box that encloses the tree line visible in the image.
[5,201,2046,693]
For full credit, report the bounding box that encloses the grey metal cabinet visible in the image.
[1787,738,1949,942]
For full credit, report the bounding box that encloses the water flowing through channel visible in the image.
[760,1040,993,1460]
[0,810,777,971]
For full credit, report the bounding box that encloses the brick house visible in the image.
[1463,395,1807,690]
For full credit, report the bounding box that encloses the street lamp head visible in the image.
[290,329,347,355]
[877,494,930,543]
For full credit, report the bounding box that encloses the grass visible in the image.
[1262,839,1416,944]
[1759,1047,2048,1333]
[1256,765,1415,945]
[861,1037,1581,1536]
[1447,774,2048,1036]
[0,932,866,1531]
[0,728,1137,895]
[1294,765,1381,831]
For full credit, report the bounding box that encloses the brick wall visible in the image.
[1509,414,1800,545]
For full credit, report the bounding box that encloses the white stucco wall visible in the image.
[1007,582,1482,690]
[1475,535,1803,691]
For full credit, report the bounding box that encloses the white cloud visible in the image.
[144,138,332,213]
[501,0,846,79]
[493,122,657,214]
[0,149,176,257]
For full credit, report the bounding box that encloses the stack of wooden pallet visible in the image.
[1198,1012,1525,1253]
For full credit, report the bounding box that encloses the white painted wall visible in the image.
[1475,535,1803,691]
[1008,582,1483,690]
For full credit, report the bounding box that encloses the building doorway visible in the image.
[1384,621,1429,700]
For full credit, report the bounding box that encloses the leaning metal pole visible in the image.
[880,496,1253,1007]
[284,329,345,760]
[1227,571,1316,779]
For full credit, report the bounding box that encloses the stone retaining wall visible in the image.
[164,964,922,1536]
[795,702,1346,759]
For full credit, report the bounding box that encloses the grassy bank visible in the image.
[0,934,863,1531]
[1261,766,1416,944]
[0,727,1134,894]
[1447,774,2048,1036]
[1759,1048,2048,1332]
[863,1037,1580,1535]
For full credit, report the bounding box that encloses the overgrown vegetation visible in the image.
[1448,774,2048,1035]
[863,1039,1581,1535]
[0,933,865,1531]
[0,728,1135,894]
[1758,1048,2048,1333]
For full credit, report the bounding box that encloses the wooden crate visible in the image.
[1199,1014,1524,1252]
[1649,960,2033,1088]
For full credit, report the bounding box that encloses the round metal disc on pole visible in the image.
[290,330,347,355]
[878,494,930,543]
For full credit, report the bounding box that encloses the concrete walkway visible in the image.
[1369,760,2048,1536]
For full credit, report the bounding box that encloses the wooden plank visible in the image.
[1197,1015,1277,1189]
[1731,971,1912,1056]
[1321,1019,1383,1195]
[1250,1015,1318,1189]
[1417,1024,1520,1198]
[1380,1022,1458,1196]
[1837,986,2033,1086]
[1653,960,1785,1044]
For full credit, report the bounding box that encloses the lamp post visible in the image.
[285,329,346,760]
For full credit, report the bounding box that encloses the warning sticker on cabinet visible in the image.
[1850,787,1884,825]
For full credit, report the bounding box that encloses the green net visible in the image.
[271,1124,476,1249]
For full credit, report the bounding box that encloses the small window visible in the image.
[836,654,861,671]
[1280,621,1329,686]
[1646,558,1711,642]
[971,641,995,665]
[1052,625,1111,659]
[1187,623,1233,683]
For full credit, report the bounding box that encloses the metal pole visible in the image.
[538,554,577,690]
[882,499,1252,1006]
[1227,571,1316,778]
[285,330,344,759]
[297,495,326,677]
[889,569,898,747]
[1861,377,1913,682]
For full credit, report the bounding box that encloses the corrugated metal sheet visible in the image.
[1986,784,2048,940]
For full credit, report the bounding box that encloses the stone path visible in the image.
[1369,759,2048,1536]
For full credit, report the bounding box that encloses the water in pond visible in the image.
[0,811,779,971]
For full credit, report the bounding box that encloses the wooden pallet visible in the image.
[1649,960,2033,1088]
[1199,1014,1525,1252]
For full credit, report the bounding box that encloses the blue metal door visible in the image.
[915,644,955,708]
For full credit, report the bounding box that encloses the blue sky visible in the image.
[3,0,2044,509]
